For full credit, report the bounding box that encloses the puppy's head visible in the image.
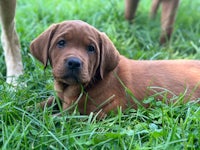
[30,20,119,85]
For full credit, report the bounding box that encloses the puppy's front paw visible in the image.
[38,96,56,109]
[38,96,62,114]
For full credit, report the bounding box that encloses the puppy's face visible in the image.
[49,21,100,85]
[30,20,119,86]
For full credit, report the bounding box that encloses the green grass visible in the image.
[0,0,200,149]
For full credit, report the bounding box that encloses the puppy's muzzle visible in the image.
[64,57,83,83]
[65,57,82,70]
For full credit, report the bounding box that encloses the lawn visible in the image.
[0,0,200,149]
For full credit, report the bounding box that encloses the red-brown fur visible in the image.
[30,20,200,117]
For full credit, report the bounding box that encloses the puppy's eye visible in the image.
[87,45,95,53]
[57,40,66,48]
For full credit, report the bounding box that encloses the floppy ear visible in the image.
[99,32,120,78]
[30,24,58,67]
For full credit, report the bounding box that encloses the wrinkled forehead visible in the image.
[54,20,100,41]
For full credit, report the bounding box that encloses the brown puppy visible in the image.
[125,0,180,44]
[30,20,200,117]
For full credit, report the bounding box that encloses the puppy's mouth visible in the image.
[54,68,92,86]
[54,57,90,85]
[55,70,81,85]
[54,57,83,85]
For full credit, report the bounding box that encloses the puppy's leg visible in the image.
[0,0,23,84]
[160,0,179,44]
[38,96,56,109]
[150,0,161,19]
[54,80,82,112]
[125,0,139,21]
[62,85,82,111]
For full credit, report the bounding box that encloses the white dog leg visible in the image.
[0,0,23,84]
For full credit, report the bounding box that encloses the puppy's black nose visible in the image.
[66,57,82,70]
